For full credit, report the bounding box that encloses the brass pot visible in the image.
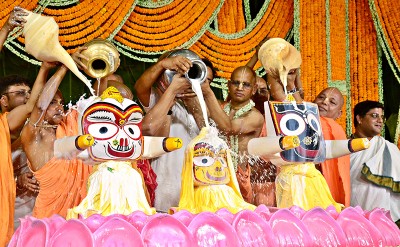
[80,39,120,79]
[158,49,207,93]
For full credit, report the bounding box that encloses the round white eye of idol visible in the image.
[193,156,215,167]
[123,124,141,140]
[279,113,306,136]
[87,123,118,139]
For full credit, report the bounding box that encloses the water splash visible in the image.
[191,81,209,127]
[96,77,101,96]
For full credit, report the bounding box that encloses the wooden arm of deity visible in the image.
[54,134,94,159]
[141,136,183,159]
[248,135,300,158]
[325,138,370,159]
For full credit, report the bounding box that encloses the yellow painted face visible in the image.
[192,142,230,186]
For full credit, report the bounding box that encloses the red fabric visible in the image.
[136,159,157,206]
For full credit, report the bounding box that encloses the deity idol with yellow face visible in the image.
[172,126,256,214]
[53,87,182,218]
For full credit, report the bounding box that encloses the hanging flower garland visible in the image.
[298,0,328,102]
[216,0,245,34]
[369,0,400,79]
[325,0,348,129]
[39,0,135,47]
[368,0,400,144]
[192,0,293,79]
[349,0,379,107]
[114,0,222,53]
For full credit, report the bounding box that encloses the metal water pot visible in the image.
[158,49,207,93]
[80,39,120,79]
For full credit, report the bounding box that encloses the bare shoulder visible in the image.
[250,107,264,123]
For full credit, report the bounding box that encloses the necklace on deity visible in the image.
[223,100,255,170]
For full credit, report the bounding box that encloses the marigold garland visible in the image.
[298,0,328,103]
[349,0,379,109]
[368,0,400,144]
[192,0,293,79]
[326,0,348,128]
[217,0,245,34]
[115,0,220,51]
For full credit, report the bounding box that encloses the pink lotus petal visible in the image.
[49,219,94,247]
[93,217,143,247]
[353,206,365,216]
[105,213,128,221]
[45,214,66,236]
[269,209,313,246]
[254,204,270,214]
[215,208,234,224]
[172,210,195,227]
[126,211,149,233]
[233,210,277,246]
[83,214,106,233]
[142,214,195,247]
[367,208,400,246]
[17,219,49,247]
[289,205,306,219]
[189,212,240,247]
[302,207,347,246]
[336,207,384,247]
[325,205,339,219]
[8,226,21,247]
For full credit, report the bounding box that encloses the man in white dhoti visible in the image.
[350,100,400,225]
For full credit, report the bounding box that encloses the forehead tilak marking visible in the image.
[83,104,142,119]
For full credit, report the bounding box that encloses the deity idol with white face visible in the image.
[54,87,182,218]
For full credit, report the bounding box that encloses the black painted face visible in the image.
[268,102,326,163]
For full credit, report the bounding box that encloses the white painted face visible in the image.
[81,98,143,161]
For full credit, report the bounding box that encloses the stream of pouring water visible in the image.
[191,81,209,127]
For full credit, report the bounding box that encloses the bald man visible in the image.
[314,87,351,206]
[202,66,264,203]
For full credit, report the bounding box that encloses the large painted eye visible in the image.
[193,156,215,167]
[307,113,321,135]
[87,123,118,139]
[279,113,306,136]
[123,124,141,139]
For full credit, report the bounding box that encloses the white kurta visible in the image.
[143,89,199,212]
[350,135,400,222]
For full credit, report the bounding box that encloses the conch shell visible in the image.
[22,10,94,95]
[258,38,301,95]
